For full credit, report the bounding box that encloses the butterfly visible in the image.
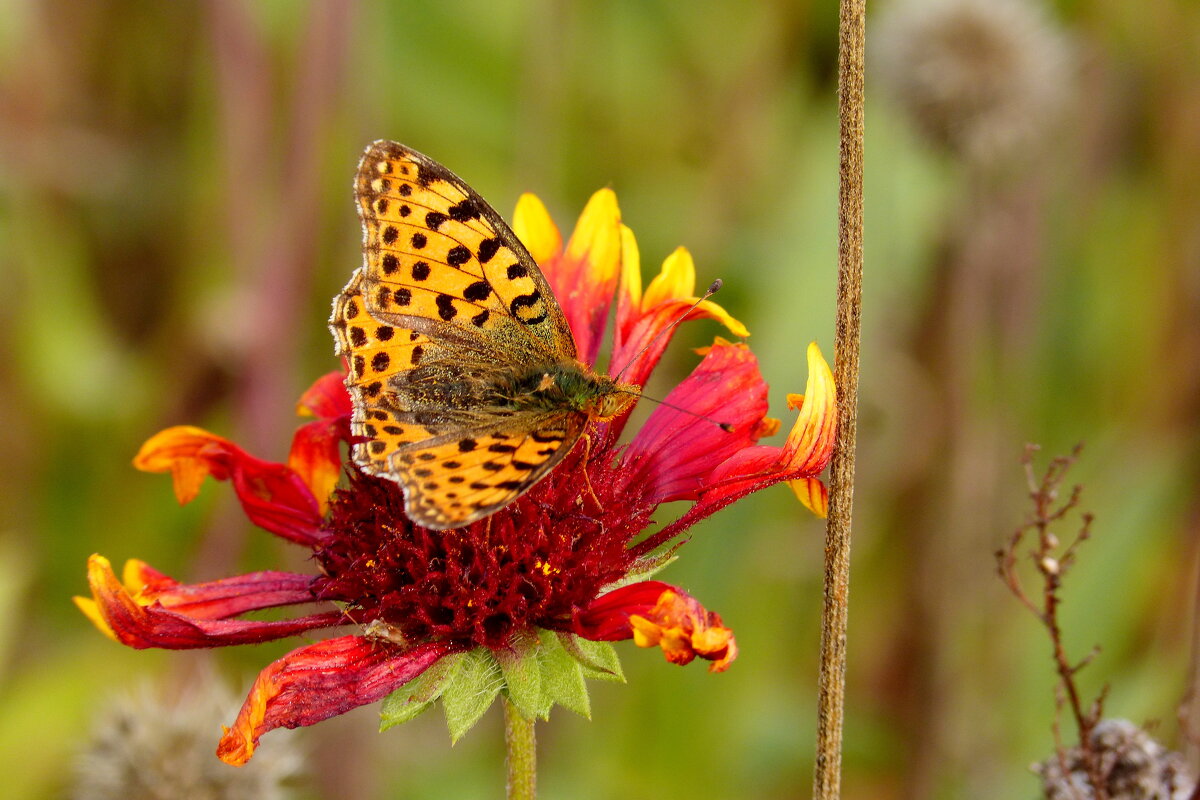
[330,141,638,530]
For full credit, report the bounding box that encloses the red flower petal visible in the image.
[706,343,836,483]
[217,636,463,765]
[537,189,622,366]
[573,581,737,673]
[287,417,347,514]
[134,426,324,546]
[631,343,836,555]
[119,559,324,620]
[612,244,748,389]
[620,340,769,504]
[295,370,352,419]
[78,554,343,649]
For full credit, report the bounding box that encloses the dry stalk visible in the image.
[996,444,1109,799]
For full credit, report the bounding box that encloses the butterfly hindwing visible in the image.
[355,140,575,360]
[386,415,585,529]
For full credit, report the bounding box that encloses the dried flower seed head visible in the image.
[1033,718,1195,799]
[875,0,1073,166]
[72,678,303,800]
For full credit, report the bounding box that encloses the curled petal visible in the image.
[116,558,323,620]
[288,417,347,514]
[789,477,829,518]
[621,340,769,504]
[573,581,737,673]
[134,426,324,546]
[631,343,835,555]
[706,342,837,483]
[542,189,623,366]
[295,370,352,419]
[612,246,748,388]
[78,554,342,649]
[217,637,463,765]
[512,192,563,266]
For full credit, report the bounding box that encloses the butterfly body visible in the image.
[330,141,637,530]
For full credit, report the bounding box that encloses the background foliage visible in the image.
[1,1,1197,798]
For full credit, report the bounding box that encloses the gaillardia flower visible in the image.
[77,189,836,766]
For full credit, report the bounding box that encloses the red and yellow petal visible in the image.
[573,581,737,673]
[217,636,463,765]
[126,563,323,620]
[564,189,622,285]
[621,339,769,503]
[287,417,346,514]
[77,554,342,649]
[781,343,837,472]
[295,370,352,419]
[135,426,324,546]
[612,245,748,389]
[512,193,563,266]
[631,343,836,554]
[539,189,623,366]
[134,426,232,504]
[789,476,829,518]
[706,342,837,485]
[616,224,642,318]
[641,248,747,339]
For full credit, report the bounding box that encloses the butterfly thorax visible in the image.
[501,360,638,421]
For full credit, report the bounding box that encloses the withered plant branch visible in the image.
[814,0,865,796]
[995,444,1109,799]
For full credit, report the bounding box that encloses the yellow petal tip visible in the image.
[513,193,562,265]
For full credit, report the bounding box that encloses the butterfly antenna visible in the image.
[615,388,735,433]
[611,279,724,383]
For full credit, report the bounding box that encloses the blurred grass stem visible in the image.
[813,0,865,796]
[504,699,537,800]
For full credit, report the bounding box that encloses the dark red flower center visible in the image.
[312,446,653,649]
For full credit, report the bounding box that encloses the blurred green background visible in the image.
[2,1,1198,798]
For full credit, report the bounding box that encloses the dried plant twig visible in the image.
[996,444,1109,799]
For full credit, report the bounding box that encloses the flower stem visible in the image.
[503,697,537,800]
[813,0,865,796]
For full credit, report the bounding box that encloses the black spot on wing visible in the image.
[509,290,547,325]
[478,238,501,264]
[448,199,481,222]
[463,281,492,302]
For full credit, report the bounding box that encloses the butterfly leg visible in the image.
[578,432,604,513]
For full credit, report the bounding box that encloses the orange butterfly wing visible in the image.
[330,141,593,529]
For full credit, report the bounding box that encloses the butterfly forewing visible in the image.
[331,273,453,465]
[355,141,575,359]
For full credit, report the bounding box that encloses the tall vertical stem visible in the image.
[504,698,537,800]
[813,0,866,796]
